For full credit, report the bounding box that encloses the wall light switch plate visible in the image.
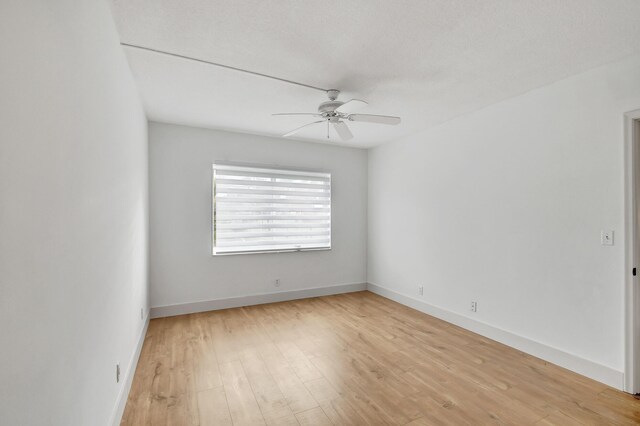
[601,230,614,246]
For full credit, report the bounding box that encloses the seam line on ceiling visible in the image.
[120,42,329,93]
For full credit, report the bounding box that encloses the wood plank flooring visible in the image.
[121,291,640,425]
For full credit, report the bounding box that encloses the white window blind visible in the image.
[213,164,331,255]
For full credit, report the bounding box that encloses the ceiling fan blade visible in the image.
[348,114,401,125]
[273,112,322,117]
[283,120,325,138]
[333,121,353,141]
[335,99,368,114]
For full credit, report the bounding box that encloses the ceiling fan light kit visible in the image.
[273,90,401,141]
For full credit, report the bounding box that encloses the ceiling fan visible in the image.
[273,90,401,141]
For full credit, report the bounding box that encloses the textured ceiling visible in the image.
[110,0,640,148]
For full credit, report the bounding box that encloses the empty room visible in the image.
[3,0,640,425]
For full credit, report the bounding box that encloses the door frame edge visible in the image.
[624,108,640,393]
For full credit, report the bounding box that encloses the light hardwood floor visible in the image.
[121,291,640,425]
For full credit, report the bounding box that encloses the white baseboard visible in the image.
[109,313,150,426]
[150,282,367,319]
[366,282,624,390]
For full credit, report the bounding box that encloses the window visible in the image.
[213,163,331,255]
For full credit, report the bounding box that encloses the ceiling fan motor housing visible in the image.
[318,100,344,114]
[317,89,344,114]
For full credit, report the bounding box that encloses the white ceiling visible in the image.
[110,0,640,148]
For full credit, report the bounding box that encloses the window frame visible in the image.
[212,162,332,256]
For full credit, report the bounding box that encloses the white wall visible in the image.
[368,54,640,384]
[0,1,148,425]
[149,123,367,310]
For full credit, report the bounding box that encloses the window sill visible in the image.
[212,247,331,256]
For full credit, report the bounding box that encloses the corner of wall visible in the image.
[109,314,150,426]
[366,283,624,390]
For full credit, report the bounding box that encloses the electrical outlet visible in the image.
[116,363,121,383]
[275,279,281,287]
[470,301,477,312]
[418,285,424,296]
